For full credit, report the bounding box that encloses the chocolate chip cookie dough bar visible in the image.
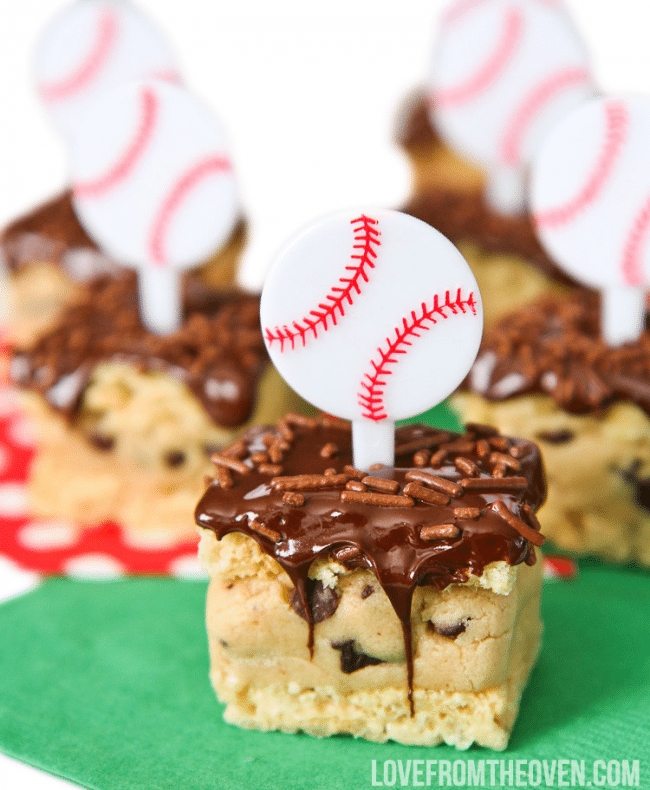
[453,290,650,565]
[11,272,304,546]
[196,415,546,749]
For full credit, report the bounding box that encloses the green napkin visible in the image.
[0,565,648,790]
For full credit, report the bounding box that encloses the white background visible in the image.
[1,0,650,786]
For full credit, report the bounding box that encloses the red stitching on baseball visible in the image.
[434,8,522,108]
[500,67,591,167]
[357,289,477,422]
[148,155,232,266]
[264,216,381,351]
[622,194,650,286]
[534,100,628,229]
[40,6,118,102]
[73,87,158,199]
[147,70,182,84]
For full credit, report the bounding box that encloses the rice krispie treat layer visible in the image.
[2,191,244,345]
[454,290,650,564]
[196,416,546,747]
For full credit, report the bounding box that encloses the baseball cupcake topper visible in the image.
[430,0,595,216]
[34,0,181,143]
[70,79,239,335]
[532,94,650,347]
[261,210,484,469]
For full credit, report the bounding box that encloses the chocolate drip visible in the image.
[196,419,546,714]
[467,290,650,418]
[11,272,268,428]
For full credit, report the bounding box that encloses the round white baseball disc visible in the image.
[70,79,239,270]
[532,94,650,289]
[430,0,594,173]
[261,209,484,423]
[34,0,181,142]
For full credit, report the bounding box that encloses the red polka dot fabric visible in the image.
[0,387,203,579]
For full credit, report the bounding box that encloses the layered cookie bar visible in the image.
[453,290,650,566]
[1,191,245,346]
[396,95,579,328]
[11,272,303,546]
[196,416,546,749]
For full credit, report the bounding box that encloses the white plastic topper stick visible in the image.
[430,0,595,216]
[260,210,484,469]
[34,0,181,142]
[531,94,650,347]
[70,79,239,335]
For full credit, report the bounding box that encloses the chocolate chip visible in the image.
[219,639,228,648]
[622,461,650,512]
[290,581,340,624]
[89,433,115,452]
[165,450,186,468]
[428,619,468,639]
[535,430,575,445]
[331,640,384,674]
[361,584,374,600]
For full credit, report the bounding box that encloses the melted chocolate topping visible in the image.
[195,416,546,712]
[467,290,650,417]
[11,271,268,428]
[1,190,119,278]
